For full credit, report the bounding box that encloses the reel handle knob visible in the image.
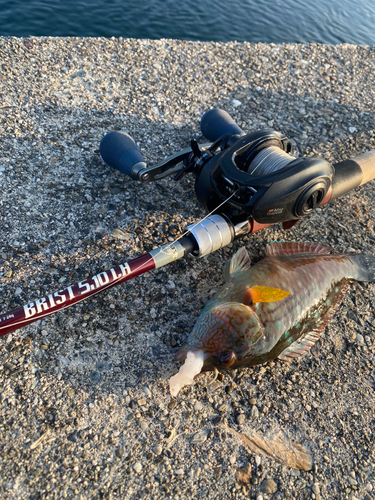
[200,108,244,142]
[100,131,146,179]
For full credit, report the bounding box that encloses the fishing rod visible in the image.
[1,108,375,338]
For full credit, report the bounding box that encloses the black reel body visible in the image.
[194,130,334,224]
[100,109,340,229]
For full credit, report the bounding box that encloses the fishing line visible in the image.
[247,146,296,176]
[142,187,240,262]
[80,186,240,300]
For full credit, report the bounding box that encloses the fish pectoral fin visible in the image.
[278,328,322,361]
[244,285,290,304]
[223,247,251,282]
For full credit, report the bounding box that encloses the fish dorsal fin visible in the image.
[266,242,332,257]
[223,247,251,281]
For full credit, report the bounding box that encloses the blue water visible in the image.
[1,0,375,45]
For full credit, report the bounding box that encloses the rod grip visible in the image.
[100,131,146,179]
[352,150,375,186]
[332,149,375,200]
[200,108,244,142]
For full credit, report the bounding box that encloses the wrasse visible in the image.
[169,242,375,396]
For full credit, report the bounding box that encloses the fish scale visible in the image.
[249,255,355,355]
[174,242,375,371]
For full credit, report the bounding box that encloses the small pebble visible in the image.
[237,414,246,425]
[211,416,221,426]
[168,400,177,410]
[191,430,208,445]
[89,371,102,384]
[96,361,112,371]
[260,479,278,494]
[133,462,142,473]
[218,404,229,412]
[153,444,163,456]
[251,406,259,418]
[194,402,203,411]
[312,483,320,495]
[140,421,148,431]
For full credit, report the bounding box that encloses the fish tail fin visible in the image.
[350,254,375,282]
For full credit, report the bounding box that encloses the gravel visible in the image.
[0,36,375,499]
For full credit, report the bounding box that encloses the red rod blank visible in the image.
[0,253,155,337]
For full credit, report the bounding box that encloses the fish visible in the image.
[169,242,375,395]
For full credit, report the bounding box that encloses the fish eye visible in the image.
[219,350,236,366]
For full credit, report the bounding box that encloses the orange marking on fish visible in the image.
[244,285,290,304]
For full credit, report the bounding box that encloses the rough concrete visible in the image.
[0,37,374,499]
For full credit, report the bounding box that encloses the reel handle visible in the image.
[100,131,146,179]
[200,108,244,142]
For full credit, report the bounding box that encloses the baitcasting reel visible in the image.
[100,108,362,230]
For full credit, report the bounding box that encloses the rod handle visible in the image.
[353,150,375,186]
[332,149,375,200]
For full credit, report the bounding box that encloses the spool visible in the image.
[248,146,295,176]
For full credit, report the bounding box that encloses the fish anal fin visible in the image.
[223,247,251,281]
[278,328,322,361]
[266,242,332,257]
[243,285,290,305]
